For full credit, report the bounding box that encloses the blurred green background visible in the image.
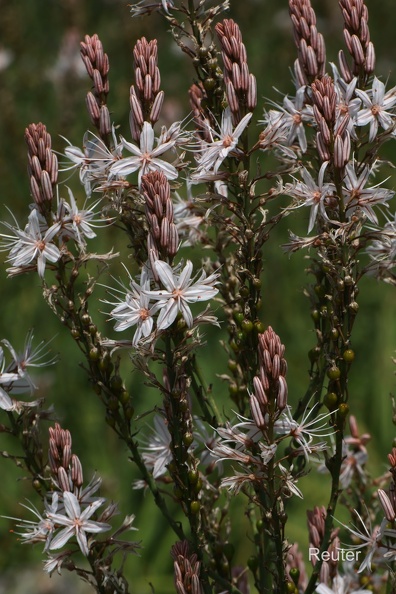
[0,0,395,592]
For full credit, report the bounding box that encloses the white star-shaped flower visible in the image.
[57,188,109,248]
[103,265,160,345]
[48,491,111,556]
[144,260,219,330]
[355,77,396,142]
[342,163,394,224]
[285,162,335,233]
[194,107,252,174]
[110,122,178,185]
[1,209,61,277]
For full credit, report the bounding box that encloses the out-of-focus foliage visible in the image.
[0,1,394,592]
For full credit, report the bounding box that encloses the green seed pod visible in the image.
[110,375,123,392]
[33,479,42,492]
[119,390,130,405]
[203,77,216,91]
[89,347,100,362]
[324,392,338,410]
[233,312,244,325]
[194,478,202,493]
[327,365,341,380]
[208,58,218,71]
[253,277,262,288]
[188,470,198,485]
[229,383,238,396]
[308,347,320,363]
[230,339,239,352]
[177,317,186,330]
[183,432,194,447]
[81,313,90,326]
[236,331,244,343]
[247,555,259,572]
[338,403,349,418]
[343,349,355,362]
[228,359,238,372]
[98,354,110,372]
[241,319,253,334]
[124,405,134,420]
[289,568,300,585]
[190,500,201,514]
[311,309,320,323]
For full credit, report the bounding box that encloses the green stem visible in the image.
[188,355,221,426]
[304,420,344,594]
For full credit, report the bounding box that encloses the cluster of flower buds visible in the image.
[379,447,396,522]
[171,540,203,594]
[307,506,340,583]
[286,543,308,591]
[378,486,396,523]
[130,37,164,141]
[388,447,396,479]
[250,327,288,429]
[80,34,111,138]
[289,0,326,84]
[48,423,84,492]
[142,171,179,272]
[311,75,350,168]
[215,19,257,124]
[25,123,58,217]
[338,0,375,81]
